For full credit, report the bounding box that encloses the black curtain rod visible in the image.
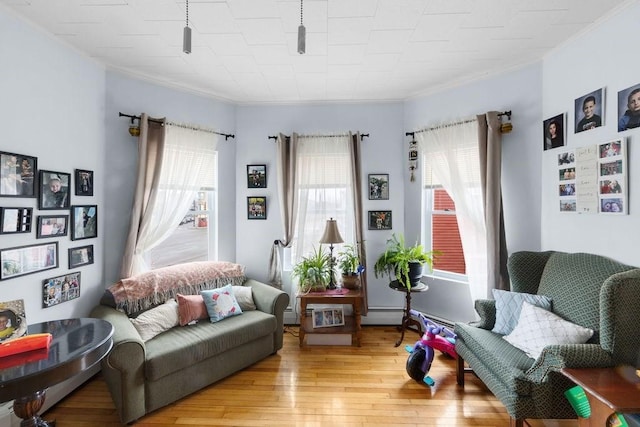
[267,133,369,141]
[405,110,512,137]
[118,112,235,140]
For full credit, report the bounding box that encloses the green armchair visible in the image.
[455,251,640,426]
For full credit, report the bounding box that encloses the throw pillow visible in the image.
[233,286,256,311]
[176,294,209,326]
[201,284,243,323]
[130,299,179,342]
[492,289,552,335]
[503,301,594,360]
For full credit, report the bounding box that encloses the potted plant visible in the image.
[292,246,331,293]
[373,234,438,290]
[337,244,364,289]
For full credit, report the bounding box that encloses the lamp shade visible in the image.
[319,218,344,244]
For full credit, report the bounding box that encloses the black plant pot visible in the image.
[397,262,423,288]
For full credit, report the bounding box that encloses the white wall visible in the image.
[103,72,237,285]
[0,6,106,422]
[235,103,410,319]
[541,1,640,267]
[403,64,544,322]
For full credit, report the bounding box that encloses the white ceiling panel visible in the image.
[1,0,633,103]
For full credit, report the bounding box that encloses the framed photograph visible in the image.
[312,307,345,329]
[0,299,28,343]
[368,174,389,200]
[368,210,392,230]
[247,164,267,188]
[68,245,94,269]
[38,169,71,210]
[43,271,81,308]
[247,197,267,220]
[543,113,565,150]
[0,151,37,198]
[0,207,32,234]
[574,88,604,133]
[71,205,98,240]
[617,83,640,132]
[0,242,58,281]
[75,169,94,196]
[36,215,68,238]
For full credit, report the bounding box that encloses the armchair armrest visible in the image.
[90,304,147,424]
[244,279,290,351]
[471,299,496,330]
[525,344,613,383]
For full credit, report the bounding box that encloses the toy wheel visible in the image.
[406,347,427,382]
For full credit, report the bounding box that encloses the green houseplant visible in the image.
[292,246,331,293]
[373,234,438,290]
[337,244,363,289]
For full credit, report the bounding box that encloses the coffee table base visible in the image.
[13,390,56,427]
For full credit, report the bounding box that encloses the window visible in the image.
[148,154,217,269]
[291,136,355,264]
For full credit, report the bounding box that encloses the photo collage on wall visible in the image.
[557,139,627,214]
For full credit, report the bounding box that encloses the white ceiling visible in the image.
[2,0,632,104]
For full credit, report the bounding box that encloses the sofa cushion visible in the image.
[455,322,535,395]
[491,289,552,335]
[130,299,179,341]
[503,301,594,359]
[201,285,243,322]
[176,294,209,326]
[144,310,276,381]
[233,286,256,311]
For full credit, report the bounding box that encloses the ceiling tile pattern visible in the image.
[2,0,631,103]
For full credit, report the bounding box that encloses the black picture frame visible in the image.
[0,242,58,281]
[75,169,94,196]
[543,113,565,150]
[0,207,33,234]
[36,215,69,238]
[368,174,389,200]
[368,210,392,230]
[38,169,71,210]
[247,197,267,220]
[0,151,37,198]
[43,271,81,308]
[247,164,267,188]
[617,83,640,132]
[68,245,94,269]
[71,205,98,240]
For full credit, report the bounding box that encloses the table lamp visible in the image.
[319,218,343,289]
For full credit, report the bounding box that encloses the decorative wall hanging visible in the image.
[247,165,267,188]
[36,215,68,238]
[75,169,94,196]
[247,197,267,220]
[43,272,81,308]
[0,151,37,198]
[0,208,32,234]
[71,205,98,240]
[408,139,418,182]
[0,242,58,281]
[368,210,392,230]
[617,82,640,132]
[543,113,566,150]
[68,245,94,269]
[574,88,605,133]
[368,174,389,200]
[38,170,71,210]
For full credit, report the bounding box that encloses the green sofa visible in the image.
[91,277,289,424]
[455,251,640,426]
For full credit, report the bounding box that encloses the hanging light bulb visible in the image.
[183,0,191,54]
[128,118,140,137]
[297,0,305,54]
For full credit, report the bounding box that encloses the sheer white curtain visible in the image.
[293,134,355,263]
[128,124,218,275]
[417,118,488,302]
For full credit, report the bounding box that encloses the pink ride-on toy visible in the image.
[405,309,457,386]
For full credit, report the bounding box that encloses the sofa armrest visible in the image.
[244,279,290,351]
[525,344,613,383]
[90,304,147,424]
[471,299,496,330]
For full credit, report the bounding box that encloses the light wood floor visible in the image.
[43,326,578,426]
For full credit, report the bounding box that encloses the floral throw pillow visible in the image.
[201,284,243,323]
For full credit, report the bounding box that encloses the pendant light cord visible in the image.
[185,0,189,27]
[300,0,303,25]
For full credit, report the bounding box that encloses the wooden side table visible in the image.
[389,280,428,347]
[298,288,362,347]
[561,366,640,426]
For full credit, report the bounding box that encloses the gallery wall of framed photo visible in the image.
[0,151,98,312]
[545,82,638,215]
